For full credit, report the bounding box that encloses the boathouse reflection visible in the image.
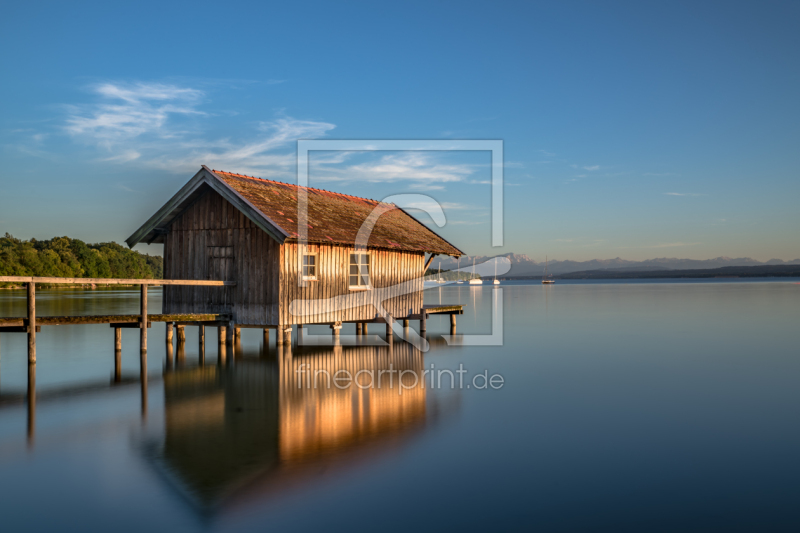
[149,342,443,513]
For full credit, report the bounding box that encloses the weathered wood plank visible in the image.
[0,277,235,286]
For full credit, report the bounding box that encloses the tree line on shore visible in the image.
[0,234,162,285]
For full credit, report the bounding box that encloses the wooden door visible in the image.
[208,246,234,311]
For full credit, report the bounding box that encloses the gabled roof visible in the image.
[126,166,463,256]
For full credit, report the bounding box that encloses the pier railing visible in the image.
[0,276,236,365]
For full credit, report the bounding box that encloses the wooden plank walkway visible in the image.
[0,314,229,328]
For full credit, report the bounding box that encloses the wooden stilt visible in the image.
[176,342,186,367]
[385,316,394,340]
[140,373,148,419]
[114,327,122,382]
[355,322,363,335]
[218,326,226,346]
[420,312,427,335]
[277,325,284,346]
[331,322,341,345]
[166,339,174,369]
[297,325,304,346]
[199,325,205,366]
[450,314,457,335]
[27,363,35,447]
[283,326,293,345]
[234,327,241,341]
[227,322,235,344]
[140,284,147,382]
[27,282,36,365]
[218,337,227,365]
[363,322,369,335]
[403,319,409,328]
[263,328,270,346]
[166,322,174,344]
[176,325,186,343]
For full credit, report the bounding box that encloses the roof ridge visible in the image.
[212,169,386,206]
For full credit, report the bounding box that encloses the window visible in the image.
[349,253,370,288]
[302,253,317,280]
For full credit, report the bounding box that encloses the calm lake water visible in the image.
[1,279,799,532]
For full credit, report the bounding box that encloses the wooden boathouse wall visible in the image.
[163,187,425,327]
[163,187,281,325]
[279,243,424,326]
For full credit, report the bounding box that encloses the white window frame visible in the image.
[348,252,371,290]
[302,253,318,281]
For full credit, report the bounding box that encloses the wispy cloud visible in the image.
[663,192,705,197]
[51,81,335,176]
[311,152,478,186]
[583,165,599,171]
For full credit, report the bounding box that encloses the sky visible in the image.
[1,0,798,262]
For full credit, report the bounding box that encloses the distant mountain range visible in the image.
[436,253,800,278]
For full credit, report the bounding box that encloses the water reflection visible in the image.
[145,341,441,516]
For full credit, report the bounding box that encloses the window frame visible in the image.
[348,252,371,290]
[302,252,318,281]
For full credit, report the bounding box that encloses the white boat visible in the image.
[542,255,555,284]
[437,261,446,283]
[469,257,482,284]
[493,257,500,284]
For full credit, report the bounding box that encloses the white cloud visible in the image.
[583,165,600,171]
[57,80,335,176]
[311,152,477,186]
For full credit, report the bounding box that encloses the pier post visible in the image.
[199,325,205,366]
[263,328,270,347]
[140,284,148,353]
[176,325,186,343]
[355,322,362,336]
[385,316,394,342]
[176,342,186,367]
[234,327,241,341]
[114,327,122,382]
[27,281,36,365]
[403,319,409,328]
[363,322,369,335]
[166,322,173,344]
[227,322,235,344]
[139,284,147,381]
[218,326,227,365]
[297,325,304,346]
[420,312,427,335]
[27,363,36,448]
[450,314,457,335]
[283,326,293,345]
[166,338,174,370]
[331,322,341,345]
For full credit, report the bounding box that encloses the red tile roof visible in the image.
[212,170,463,256]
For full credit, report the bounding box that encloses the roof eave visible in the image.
[125,166,290,248]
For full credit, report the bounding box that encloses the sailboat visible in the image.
[542,255,555,284]
[493,257,500,284]
[437,261,446,283]
[469,256,483,285]
[456,256,464,284]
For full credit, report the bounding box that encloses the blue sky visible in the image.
[1,0,798,261]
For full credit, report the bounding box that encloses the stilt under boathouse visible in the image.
[126,165,465,344]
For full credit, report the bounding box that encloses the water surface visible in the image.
[1,280,799,531]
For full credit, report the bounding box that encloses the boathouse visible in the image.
[126,166,463,332]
